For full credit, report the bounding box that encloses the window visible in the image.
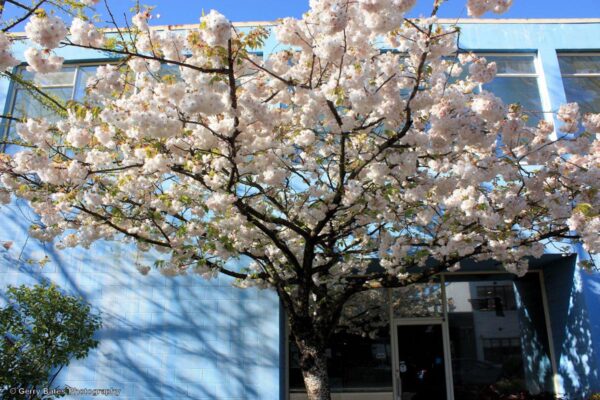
[447,54,544,125]
[558,54,600,113]
[482,337,521,364]
[2,65,98,151]
[471,284,517,312]
[479,54,544,125]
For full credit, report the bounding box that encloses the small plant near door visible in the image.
[0,283,102,399]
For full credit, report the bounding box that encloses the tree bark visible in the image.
[297,339,332,400]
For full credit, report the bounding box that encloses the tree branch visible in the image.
[2,0,46,32]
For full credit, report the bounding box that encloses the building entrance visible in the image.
[395,323,448,400]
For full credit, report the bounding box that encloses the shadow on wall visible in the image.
[543,255,600,399]
[514,274,554,395]
[0,201,281,400]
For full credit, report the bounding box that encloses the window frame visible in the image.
[557,52,600,78]
[475,52,539,78]
[473,283,518,312]
[557,52,600,115]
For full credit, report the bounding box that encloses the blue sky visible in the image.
[3,0,599,28]
[99,0,599,24]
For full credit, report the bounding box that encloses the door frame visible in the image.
[390,317,454,400]
[390,272,455,400]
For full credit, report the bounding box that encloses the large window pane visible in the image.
[12,87,71,118]
[559,54,600,115]
[5,87,71,143]
[20,67,76,86]
[74,66,98,101]
[3,67,75,147]
[289,329,393,399]
[558,55,600,75]
[396,324,447,400]
[562,76,600,114]
[484,55,536,74]
[445,274,553,399]
[483,77,543,124]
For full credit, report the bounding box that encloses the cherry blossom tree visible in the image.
[0,0,598,399]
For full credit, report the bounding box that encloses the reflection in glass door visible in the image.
[444,275,554,398]
[395,323,447,400]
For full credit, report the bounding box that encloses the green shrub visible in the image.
[0,283,102,399]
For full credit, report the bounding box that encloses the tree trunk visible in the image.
[297,340,331,400]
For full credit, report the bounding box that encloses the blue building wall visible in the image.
[0,201,281,400]
[1,19,600,400]
[542,255,600,398]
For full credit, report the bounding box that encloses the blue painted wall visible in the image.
[0,200,281,400]
[1,20,600,399]
[542,255,600,398]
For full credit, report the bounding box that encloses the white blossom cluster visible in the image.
[200,10,232,47]
[0,32,19,71]
[87,64,124,96]
[70,17,104,47]
[132,11,150,31]
[16,119,53,149]
[23,47,64,73]
[128,57,161,73]
[557,102,581,133]
[359,0,417,33]
[22,14,68,72]
[24,14,67,49]
[467,0,513,17]
[464,55,497,83]
[583,113,600,134]
[568,211,600,253]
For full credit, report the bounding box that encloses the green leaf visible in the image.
[575,203,596,217]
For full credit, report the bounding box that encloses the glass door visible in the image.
[393,322,449,400]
